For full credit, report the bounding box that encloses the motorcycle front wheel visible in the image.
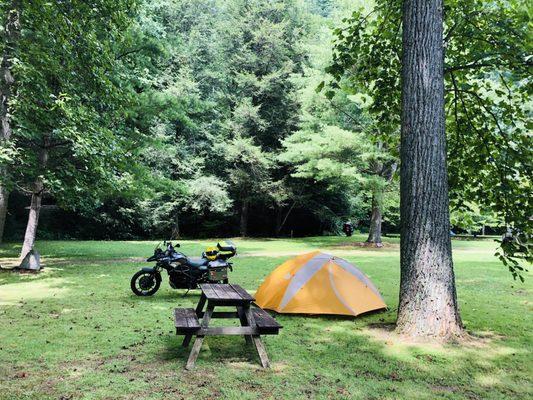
[131,270,161,296]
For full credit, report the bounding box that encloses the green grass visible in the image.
[0,235,531,399]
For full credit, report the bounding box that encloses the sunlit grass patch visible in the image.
[0,277,71,305]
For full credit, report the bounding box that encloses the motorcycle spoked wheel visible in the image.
[131,271,161,296]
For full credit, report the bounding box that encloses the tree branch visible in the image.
[115,46,150,60]
[445,60,502,74]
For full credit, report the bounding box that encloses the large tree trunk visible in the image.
[171,212,180,239]
[0,1,20,243]
[20,185,42,259]
[366,142,397,247]
[396,0,463,338]
[0,187,8,242]
[366,193,383,246]
[20,145,48,259]
[239,199,249,237]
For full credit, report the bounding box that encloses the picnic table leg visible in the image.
[251,335,270,368]
[185,302,214,370]
[237,306,253,345]
[243,306,270,368]
[195,293,207,316]
[183,293,207,347]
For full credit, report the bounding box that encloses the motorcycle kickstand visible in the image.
[182,288,190,297]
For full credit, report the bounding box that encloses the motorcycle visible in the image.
[342,221,354,237]
[130,240,236,296]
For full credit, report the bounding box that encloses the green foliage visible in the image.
[223,134,274,204]
[7,0,141,210]
[324,0,532,277]
[3,0,477,241]
[450,203,503,234]
[185,176,232,214]
[280,125,372,184]
[115,0,311,235]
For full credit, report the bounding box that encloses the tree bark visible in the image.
[0,1,20,243]
[397,0,463,338]
[275,201,295,237]
[0,186,8,242]
[239,199,249,237]
[366,154,396,247]
[171,212,180,239]
[366,193,383,246]
[20,145,48,259]
[275,207,282,236]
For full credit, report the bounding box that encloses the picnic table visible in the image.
[174,283,282,370]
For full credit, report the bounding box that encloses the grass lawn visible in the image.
[0,235,531,399]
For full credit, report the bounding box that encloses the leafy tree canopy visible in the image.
[323,0,532,278]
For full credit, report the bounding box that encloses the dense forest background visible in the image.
[3,0,520,241]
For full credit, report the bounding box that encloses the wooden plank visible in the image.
[242,306,270,367]
[252,335,270,368]
[201,283,254,303]
[184,303,214,370]
[230,284,255,301]
[198,311,239,318]
[200,283,219,300]
[195,293,207,316]
[198,326,259,335]
[201,303,215,328]
[175,308,201,336]
[174,308,200,330]
[251,308,282,331]
[184,295,206,347]
[237,306,253,345]
[209,298,252,306]
[182,334,193,347]
[176,329,199,335]
[243,306,256,327]
[212,284,234,300]
[185,337,204,370]
[187,308,201,328]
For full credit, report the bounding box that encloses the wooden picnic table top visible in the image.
[175,283,280,370]
[199,283,255,303]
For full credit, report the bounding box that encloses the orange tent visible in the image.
[255,251,386,316]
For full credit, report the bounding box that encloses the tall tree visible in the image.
[397,0,463,338]
[13,0,138,258]
[366,151,397,246]
[325,0,531,276]
[223,133,272,237]
[286,2,399,239]
[0,0,20,242]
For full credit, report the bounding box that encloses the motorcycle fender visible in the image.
[141,267,157,273]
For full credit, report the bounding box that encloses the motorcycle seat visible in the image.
[187,257,209,268]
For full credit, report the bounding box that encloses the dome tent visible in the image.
[255,251,386,316]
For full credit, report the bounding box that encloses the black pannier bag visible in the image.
[207,259,229,281]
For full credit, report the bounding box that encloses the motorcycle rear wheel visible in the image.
[131,270,161,296]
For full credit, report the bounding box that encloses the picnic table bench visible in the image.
[174,283,282,369]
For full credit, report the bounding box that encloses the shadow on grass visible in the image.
[151,312,525,399]
[0,239,530,399]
